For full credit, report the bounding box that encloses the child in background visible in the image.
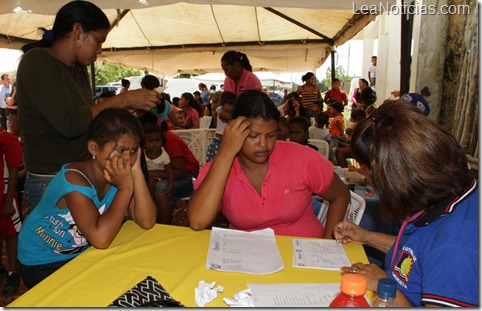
[208,92,222,129]
[345,109,366,142]
[0,126,23,296]
[309,111,331,142]
[368,56,377,87]
[312,100,324,114]
[18,108,156,289]
[175,110,187,128]
[288,116,318,151]
[324,78,348,106]
[277,117,289,141]
[171,97,180,108]
[206,91,236,162]
[143,124,175,223]
[335,109,367,167]
[283,96,310,120]
[327,102,346,162]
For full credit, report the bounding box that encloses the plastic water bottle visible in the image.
[372,278,399,307]
[329,274,370,307]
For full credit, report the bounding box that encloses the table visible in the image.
[9,221,370,307]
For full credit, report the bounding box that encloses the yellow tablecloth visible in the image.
[9,221,370,307]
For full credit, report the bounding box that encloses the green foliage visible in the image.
[322,66,353,90]
[88,62,142,85]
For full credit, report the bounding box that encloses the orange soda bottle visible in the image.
[329,274,371,307]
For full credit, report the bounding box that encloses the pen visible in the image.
[337,201,352,243]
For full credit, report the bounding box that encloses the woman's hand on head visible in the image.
[123,89,159,111]
[103,155,134,193]
[333,220,368,245]
[218,116,251,157]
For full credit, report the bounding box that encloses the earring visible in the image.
[92,155,96,160]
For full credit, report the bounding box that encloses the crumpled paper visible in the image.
[223,289,255,307]
[195,280,224,307]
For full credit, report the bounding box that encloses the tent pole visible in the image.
[331,51,336,81]
[400,1,414,95]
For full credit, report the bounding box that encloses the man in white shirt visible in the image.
[368,56,377,88]
[0,74,12,130]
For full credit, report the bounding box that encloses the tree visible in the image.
[322,66,354,90]
[89,62,142,85]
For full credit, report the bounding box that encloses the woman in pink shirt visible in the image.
[221,51,262,96]
[188,90,350,239]
[178,92,200,129]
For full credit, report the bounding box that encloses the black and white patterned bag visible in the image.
[109,276,184,307]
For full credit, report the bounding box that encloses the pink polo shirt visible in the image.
[223,69,262,96]
[194,141,334,238]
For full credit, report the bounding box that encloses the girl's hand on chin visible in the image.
[104,156,134,192]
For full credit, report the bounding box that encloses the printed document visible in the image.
[206,227,284,274]
[292,239,351,270]
[248,283,340,307]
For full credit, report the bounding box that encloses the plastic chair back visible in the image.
[315,190,366,227]
[307,139,330,159]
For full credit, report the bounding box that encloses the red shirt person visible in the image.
[324,78,348,106]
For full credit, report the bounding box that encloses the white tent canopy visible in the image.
[0,0,383,75]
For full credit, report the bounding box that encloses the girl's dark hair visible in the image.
[315,111,330,128]
[181,92,204,116]
[121,79,130,87]
[361,87,376,105]
[22,1,110,53]
[301,72,315,83]
[221,51,253,72]
[359,78,369,86]
[288,116,309,132]
[198,83,207,90]
[141,75,160,90]
[142,123,166,143]
[232,90,280,122]
[351,100,473,221]
[286,97,309,119]
[220,91,236,106]
[350,109,366,122]
[81,108,143,160]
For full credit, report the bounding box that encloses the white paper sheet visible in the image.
[292,239,351,270]
[206,227,284,274]
[248,283,340,307]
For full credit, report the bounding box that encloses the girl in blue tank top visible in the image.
[18,108,157,289]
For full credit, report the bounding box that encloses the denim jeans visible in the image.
[329,136,340,161]
[25,172,55,212]
[19,258,72,289]
[154,171,199,204]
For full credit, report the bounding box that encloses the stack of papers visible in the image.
[292,239,351,270]
[206,227,284,274]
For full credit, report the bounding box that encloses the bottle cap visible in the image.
[376,278,397,298]
[340,274,367,296]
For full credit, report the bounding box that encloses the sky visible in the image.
[0,40,365,82]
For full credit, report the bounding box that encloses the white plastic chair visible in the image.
[315,190,365,227]
[307,138,330,159]
[200,116,213,129]
[172,129,216,166]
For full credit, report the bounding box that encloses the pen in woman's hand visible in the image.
[337,201,352,243]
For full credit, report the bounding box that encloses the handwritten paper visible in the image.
[248,283,340,307]
[206,227,284,274]
[292,239,351,270]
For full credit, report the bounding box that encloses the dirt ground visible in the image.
[1,199,229,306]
